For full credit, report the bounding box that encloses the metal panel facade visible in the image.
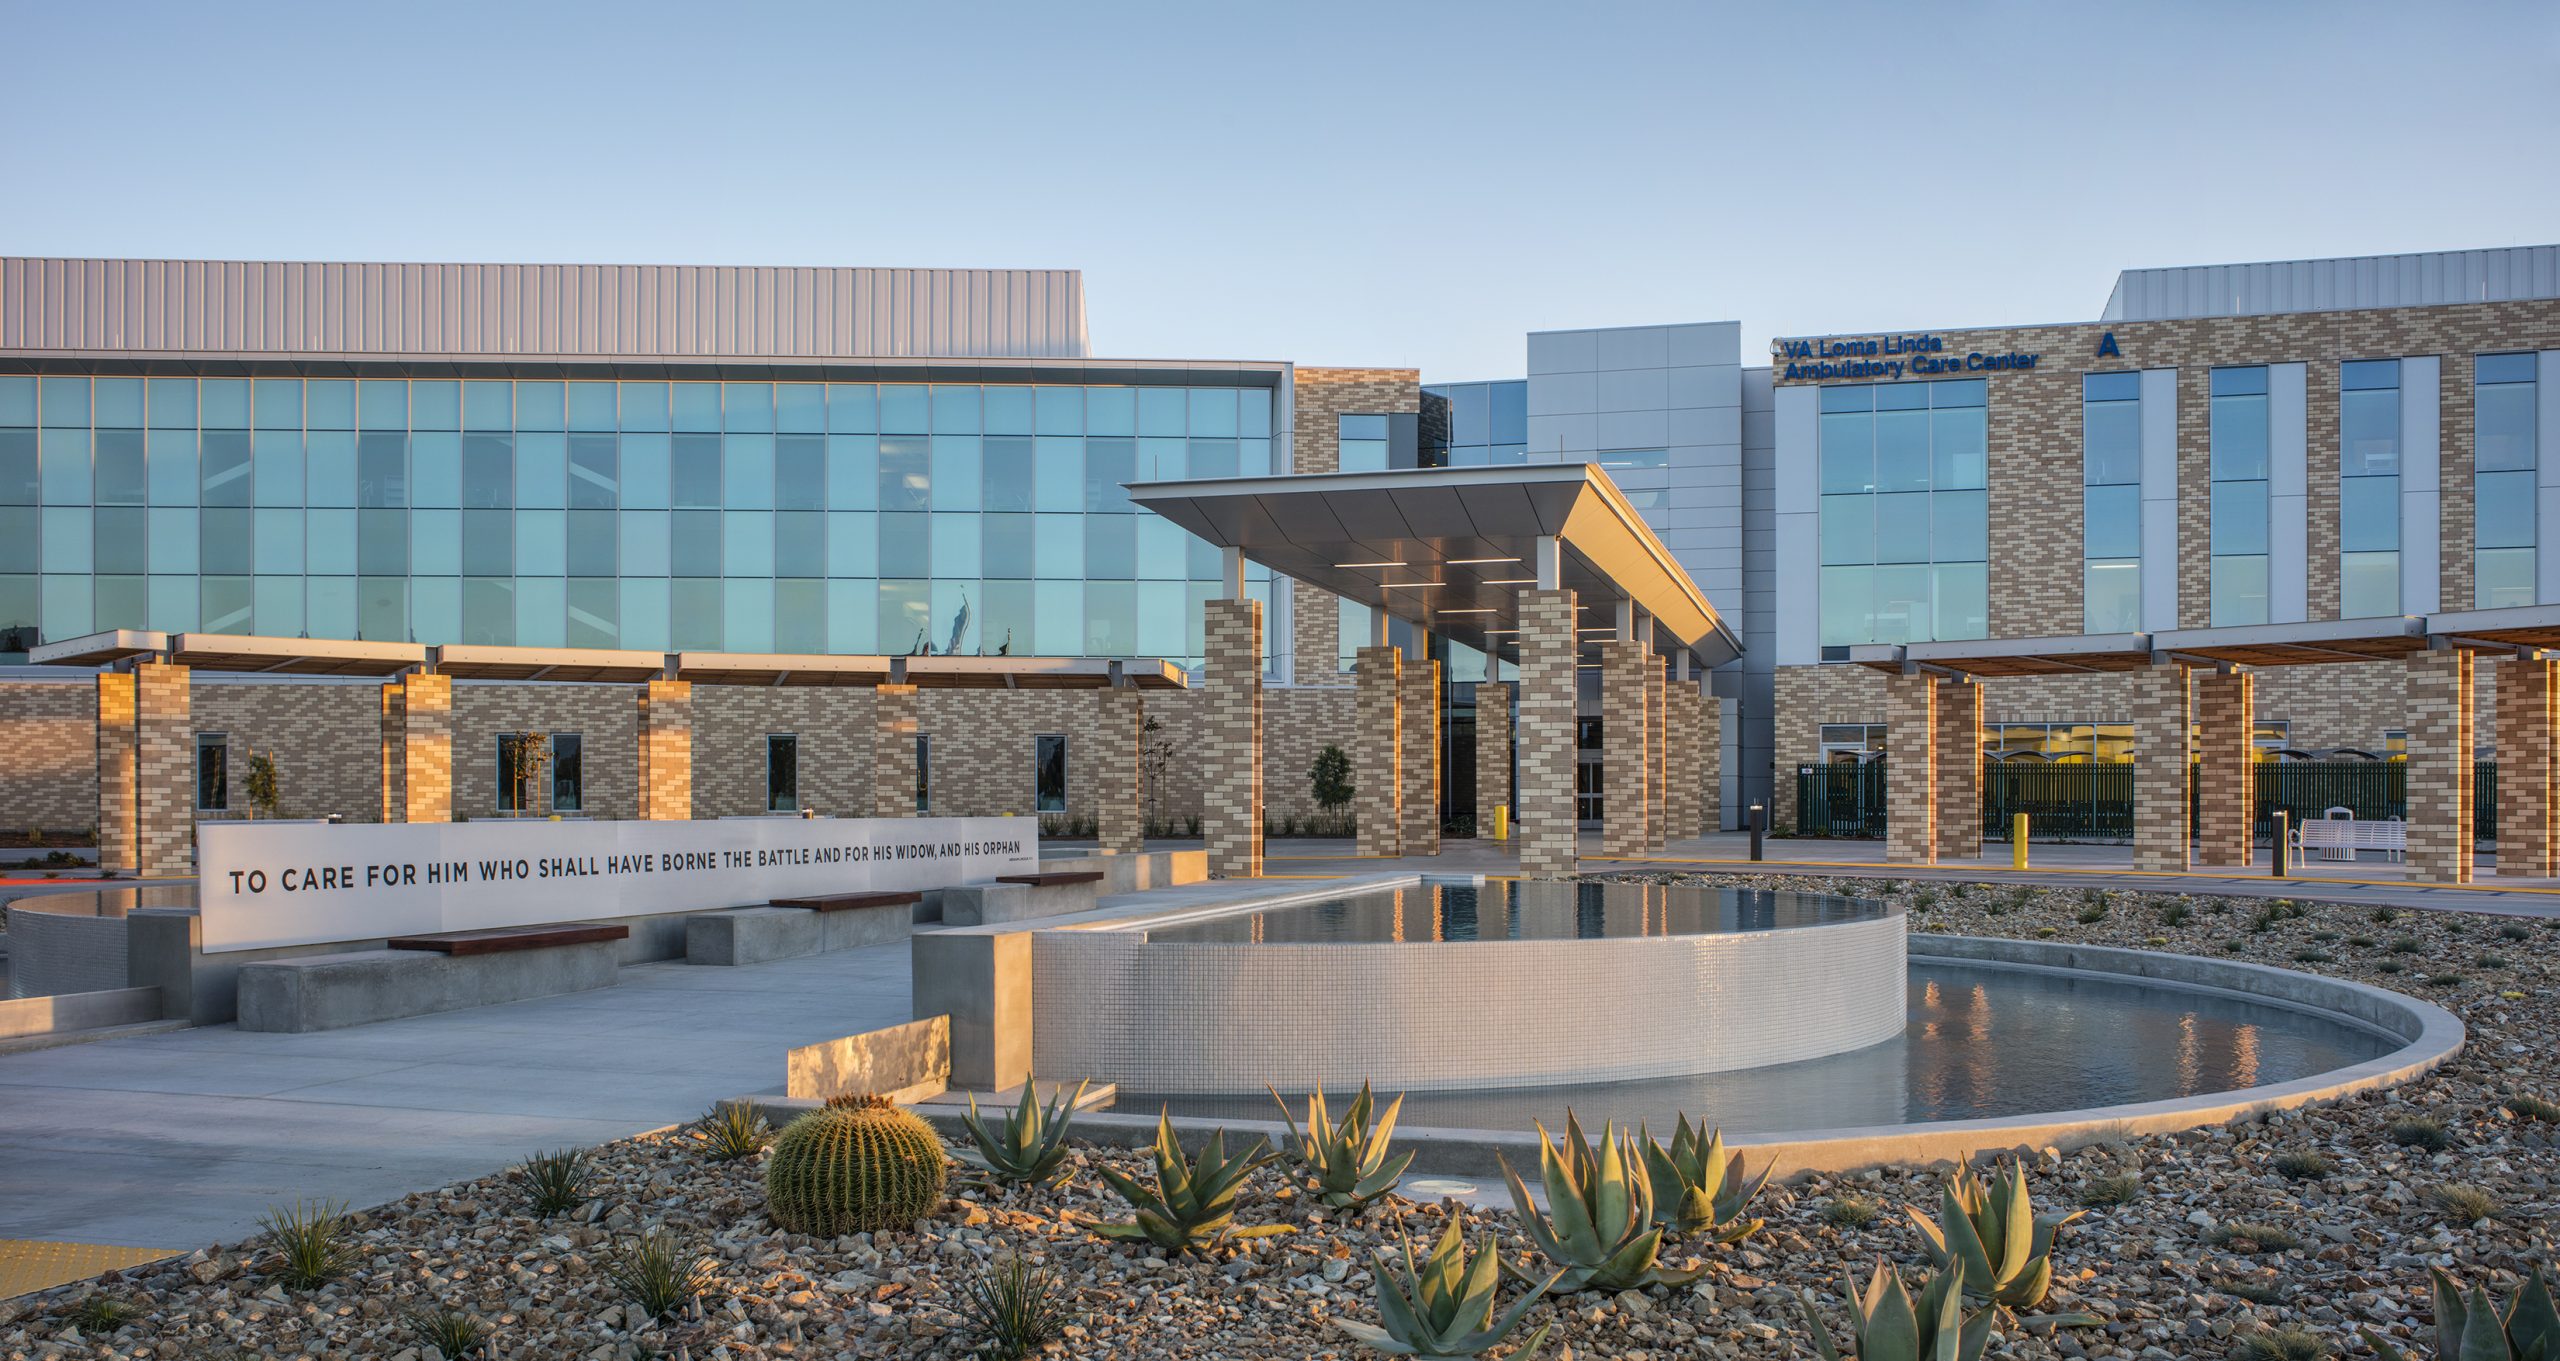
[0,259,1089,360]
[2102,245,2560,322]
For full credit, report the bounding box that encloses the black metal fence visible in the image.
[1793,759,2495,843]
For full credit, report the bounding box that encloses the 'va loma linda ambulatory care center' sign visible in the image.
[196,815,1038,953]
[1774,332,2042,381]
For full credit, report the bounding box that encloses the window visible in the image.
[1035,733,1067,813]
[2339,360,2402,618]
[915,734,932,813]
[2205,367,2269,625]
[1983,722,2134,762]
[2476,353,2538,609]
[1596,448,1669,471]
[1337,414,1389,472]
[767,735,799,812]
[1819,723,1888,761]
[497,731,580,813]
[195,732,228,810]
[2082,373,2142,632]
[1816,380,1988,646]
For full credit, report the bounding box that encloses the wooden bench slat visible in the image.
[996,871,1105,888]
[387,924,630,956]
[770,890,922,914]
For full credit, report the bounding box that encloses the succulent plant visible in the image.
[958,1253,1080,1360]
[1335,1213,1559,1358]
[1498,1111,1706,1294]
[957,1079,1089,1187]
[1271,1081,1415,1209]
[1908,1161,2087,1317]
[1799,1260,1999,1361]
[1636,1115,1768,1242]
[2365,1266,2559,1360]
[1089,1112,1285,1255]
[764,1093,949,1236]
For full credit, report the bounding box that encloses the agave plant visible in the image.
[1908,1160,2087,1316]
[1336,1214,1560,1358]
[1799,1260,1998,1361]
[1497,1111,1706,1294]
[957,1079,1090,1187]
[1636,1115,1768,1242]
[1088,1112,1285,1255]
[2364,1265,2559,1359]
[1271,1081,1416,1209]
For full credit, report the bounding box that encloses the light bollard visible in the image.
[1748,803,1766,862]
[2271,810,2290,877]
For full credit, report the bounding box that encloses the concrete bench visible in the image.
[941,873,1104,927]
[237,928,624,1033]
[687,892,920,965]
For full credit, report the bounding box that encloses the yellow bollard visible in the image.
[1491,804,1510,841]
[2011,812,2030,870]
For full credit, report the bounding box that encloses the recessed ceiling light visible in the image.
[1381,580,1442,589]
[1448,556,1522,565]
[1334,561,1406,569]
[1482,628,1518,635]
[1482,578,1537,585]
[1437,607,1495,614]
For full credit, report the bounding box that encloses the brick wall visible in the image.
[0,679,101,838]
[451,683,639,820]
[191,680,387,823]
[135,664,192,876]
[1516,589,1580,876]
[1287,367,1422,686]
[1201,598,1263,876]
[1353,648,1401,854]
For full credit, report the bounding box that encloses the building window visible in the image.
[195,732,229,810]
[1338,414,1389,472]
[1596,449,1670,471]
[498,731,581,813]
[767,734,799,812]
[1815,379,1989,647]
[1421,381,1528,467]
[2476,353,2539,609]
[2081,373,2143,632]
[1819,722,1889,760]
[2208,367,2270,626]
[915,734,931,813]
[1034,733,1067,813]
[2339,359,2402,618]
[1984,721,2134,762]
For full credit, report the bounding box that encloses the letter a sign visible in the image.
[2096,332,2121,358]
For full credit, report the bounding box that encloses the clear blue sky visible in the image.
[6,1,2554,378]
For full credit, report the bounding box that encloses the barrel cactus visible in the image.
[765,1094,949,1235]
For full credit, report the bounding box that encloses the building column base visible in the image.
[1882,672,1938,867]
[1516,589,1579,878]
[1354,647,1402,857]
[1203,598,1264,878]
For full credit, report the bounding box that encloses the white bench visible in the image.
[2293,809,2405,862]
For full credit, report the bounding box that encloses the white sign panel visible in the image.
[196,816,1039,954]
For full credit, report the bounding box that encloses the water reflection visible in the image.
[1144,880,1889,945]
[1129,961,2394,1136]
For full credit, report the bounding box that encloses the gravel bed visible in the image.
[3,875,2554,1359]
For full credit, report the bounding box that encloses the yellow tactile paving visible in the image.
[0,1239,181,1301]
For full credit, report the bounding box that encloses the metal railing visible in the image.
[1793,759,2495,843]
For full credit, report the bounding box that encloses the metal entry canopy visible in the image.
[1128,463,1741,668]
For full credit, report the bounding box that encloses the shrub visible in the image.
[1823,1195,1881,1228]
[1500,1112,1704,1293]
[2077,903,2109,925]
[2310,929,2341,942]
[2271,1149,2331,1181]
[2231,1326,2329,1361]
[1091,1113,1282,1255]
[2364,1265,2560,1361]
[405,1307,490,1359]
[2372,907,2399,923]
[1636,1114,1768,1242]
[2498,922,2531,942]
[2223,940,2249,954]
[62,1297,133,1333]
[2157,901,2192,928]
[2348,935,2378,948]
[258,1198,355,1289]
[1799,1261,1999,1361]
[2210,1220,2305,1253]
[2476,953,2509,970]
[2388,936,2423,954]
[2144,935,2169,946]
[2503,1093,2560,1123]
[696,1101,770,1162]
[2291,948,2334,964]
[1271,1082,1414,1210]
[766,1094,949,1236]
[2037,925,2059,938]
[1912,889,1938,912]
[2225,1278,2285,1304]
[2426,974,2466,988]
[2377,959,2407,974]
[2079,1173,2141,1207]
[519,1147,589,1218]
[1908,1160,2084,1311]
[603,1231,714,1322]
[958,1254,1080,1361]
[1335,1216,1556,1359]
[2428,1182,2499,1223]
[959,1079,1089,1188]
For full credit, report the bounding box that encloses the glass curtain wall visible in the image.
[2208,367,2270,625]
[2081,373,2141,632]
[1816,379,1989,647]
[2475,353,2538,608]
[1420,381,1529,467]
[0,376,1275,666]
[2338,360,2402,618]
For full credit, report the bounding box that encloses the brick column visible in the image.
[1644,664,1667,851]
[401,672,453,823]
[1882,671,1938,866]
[1399,653,1441,855]
[1354,646,1403,856]
[2408,648,2476,885]
[1934,678,1982,862]
[97,672,137,875]
[2193,670,2255,868]
[378,682,406,823]
[1093,686,1144,855]
[637,679,693,821]
[1202,598,1264,877]
[1516,588,1579,877]
[2131,663,2189,871]
[1599,639,1651,858]
[2497,655,2557,879]
[1475,681,1511,838]
[1701,692,1724,833]
[873,683,919,817]
[1664,684,1698,842]
[135,663,192,878]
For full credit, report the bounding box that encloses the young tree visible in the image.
[1309,744,1354,814]
[244,749,280,820]
[505,732,552,815]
